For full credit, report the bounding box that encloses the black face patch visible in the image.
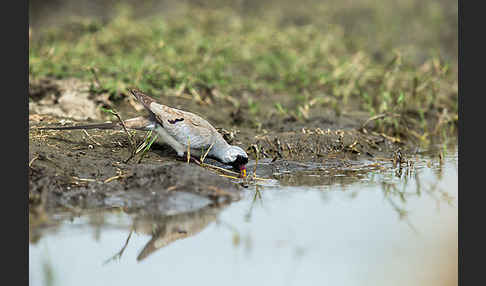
[231,155,249,167]
[168,118,184,124]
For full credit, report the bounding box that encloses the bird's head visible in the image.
[222,146,248,178]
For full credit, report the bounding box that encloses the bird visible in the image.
[133,204,223,261]
[38,88,249,177]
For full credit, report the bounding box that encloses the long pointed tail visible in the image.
[128,88,156,111]
[37,116,155,131]
[38,122,119,131]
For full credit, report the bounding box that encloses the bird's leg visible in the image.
[176,152,202,165]
[188,154,202,165]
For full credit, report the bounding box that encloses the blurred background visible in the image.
[29,0,457,64]
[28,0,458,130]
[29,0,458,136]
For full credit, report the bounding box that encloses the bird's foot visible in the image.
[178,153,202,165]
[190,156,202,165]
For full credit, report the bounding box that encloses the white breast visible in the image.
[154,125,208,158]
[154,125,186,157]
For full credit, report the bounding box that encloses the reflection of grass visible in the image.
[103,230,133,265]
[379,150,456,233]
[29,1,457,140]
[245,185,263,222]
[42,259,55,286]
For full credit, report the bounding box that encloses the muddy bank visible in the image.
[29,77,428,223]
[29,146,241,210]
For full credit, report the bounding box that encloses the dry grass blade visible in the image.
[253,148,259,178]
[361,113,400,129]
[112,112,135,149]
[29,154,39,168]
[103,230,133,265]
[137,133,158,164]
[255,186,262,200]
[200,143,214,163]
[201,162,240,176]
[104,176,121,183]
[101,107,137,163]
[135,130,154,154]
[187,137,191,163]
[104,170,129,183]
[82,130,102,146]
[201,161,271,182]
[72,176,97,182]
[217,174,240,180]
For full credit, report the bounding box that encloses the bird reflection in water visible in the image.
[104,203,227,263]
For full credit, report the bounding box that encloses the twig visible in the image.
[29,154,39,168]
[83,130,102,146]
[101,107,136,163]
[114,114,135,149]
[101,108,135,149]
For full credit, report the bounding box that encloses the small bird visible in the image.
[39,88,248,177]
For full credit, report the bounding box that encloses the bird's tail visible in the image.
[128,88,156,111]
[37,116,155,131]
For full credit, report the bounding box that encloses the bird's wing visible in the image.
[153,104,218,149]
[129,88,221,149]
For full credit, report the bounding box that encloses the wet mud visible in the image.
[29,77,418,227]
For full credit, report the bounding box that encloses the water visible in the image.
[29,146,458,286]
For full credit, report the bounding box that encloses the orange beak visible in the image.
[239,165,247,178]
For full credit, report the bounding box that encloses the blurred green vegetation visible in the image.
[29,0,457,140]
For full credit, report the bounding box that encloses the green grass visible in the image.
[29,1,457,140]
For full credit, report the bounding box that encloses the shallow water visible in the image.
[29,145,458,286]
